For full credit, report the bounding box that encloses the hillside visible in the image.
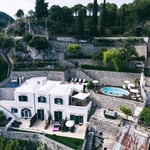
[0,11,14,31]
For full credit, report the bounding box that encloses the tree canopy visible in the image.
[29,36,49,51]
[16,9,24,19]
[35,0,48,19]
[140,107,150,126]
[103,48,125,71]
[120,105,132,119]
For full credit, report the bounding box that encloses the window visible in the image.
[54,98,63,105]
[19,95,28,102]
[11,108,18,113]
[38,96,46,103]
[70,115,83,124]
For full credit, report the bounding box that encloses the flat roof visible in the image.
[15,77,84,96]
[37,80,60,94]
[50,84,72,95]
[15,77,47,93]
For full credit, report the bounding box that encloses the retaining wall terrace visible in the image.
[91,91,144,113]
[51,40,100,55]
[83,70,141,86]
[0,131,73,150]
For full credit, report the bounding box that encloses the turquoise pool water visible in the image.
[101,87,129,97]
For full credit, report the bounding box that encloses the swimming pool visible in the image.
[101,87,129,97]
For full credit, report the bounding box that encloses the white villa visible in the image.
[0,77,92,125]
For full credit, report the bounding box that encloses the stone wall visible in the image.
[90,118,119,136]
[65,69,93,81]
[0,131,73,150]
[91,91,143,113]
[51,40,100,55]
[10,71,65,81]
[0,77,10,88]
[84,70,141,86]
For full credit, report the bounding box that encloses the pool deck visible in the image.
[94,85,142,102]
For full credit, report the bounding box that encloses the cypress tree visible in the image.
[93,0,98,36]
[99,0,106,36]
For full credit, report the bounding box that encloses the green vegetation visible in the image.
[67,44,81,54]
[120,106,132,120]
[23,32,33,42]
[0,136,39,150]
[45,134,84,150]
[86,80,94,89]
[0,34,14,49]
[35,0,48,19]
[139,107,150,126]
[29,114,37,127]
[16,9,24,19]
[0,111,6,121]
[29,36,49,51]
[0,55,8,81]
[81,64,141,73]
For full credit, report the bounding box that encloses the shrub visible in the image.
[29,36,49,51]
[0,111,6,122]
[29,113,37,127]
[23,32,33,42]
[67,44,81,53]
[139,107,150,126]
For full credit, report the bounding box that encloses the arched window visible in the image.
[19,95,28,102]
[38,96,46,103]
[21,108,31,118]
[54,98,63,105]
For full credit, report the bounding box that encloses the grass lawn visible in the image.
[45,134,84,150]
[9,128,84,150]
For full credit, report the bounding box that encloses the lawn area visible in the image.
[45,134,84,150]
[9,128,84,150]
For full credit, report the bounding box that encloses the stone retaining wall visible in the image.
[10,71,65,81]
[90,118,119,136]
[91,91,143,113]
[51,40,100,55]
[84,70,141,86]
[0,131,73,150]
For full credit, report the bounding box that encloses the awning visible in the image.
[72,92,90,100]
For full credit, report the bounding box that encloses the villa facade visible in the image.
[0,77,92,125]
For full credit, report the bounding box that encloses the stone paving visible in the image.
[17,119,88,140]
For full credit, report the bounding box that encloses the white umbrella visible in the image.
[130,89,139,93]
[124,80,130,84]
[65,120,75,128]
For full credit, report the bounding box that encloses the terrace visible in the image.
[11,118,88,140]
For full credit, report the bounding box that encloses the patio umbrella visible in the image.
[65,120,74,128]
